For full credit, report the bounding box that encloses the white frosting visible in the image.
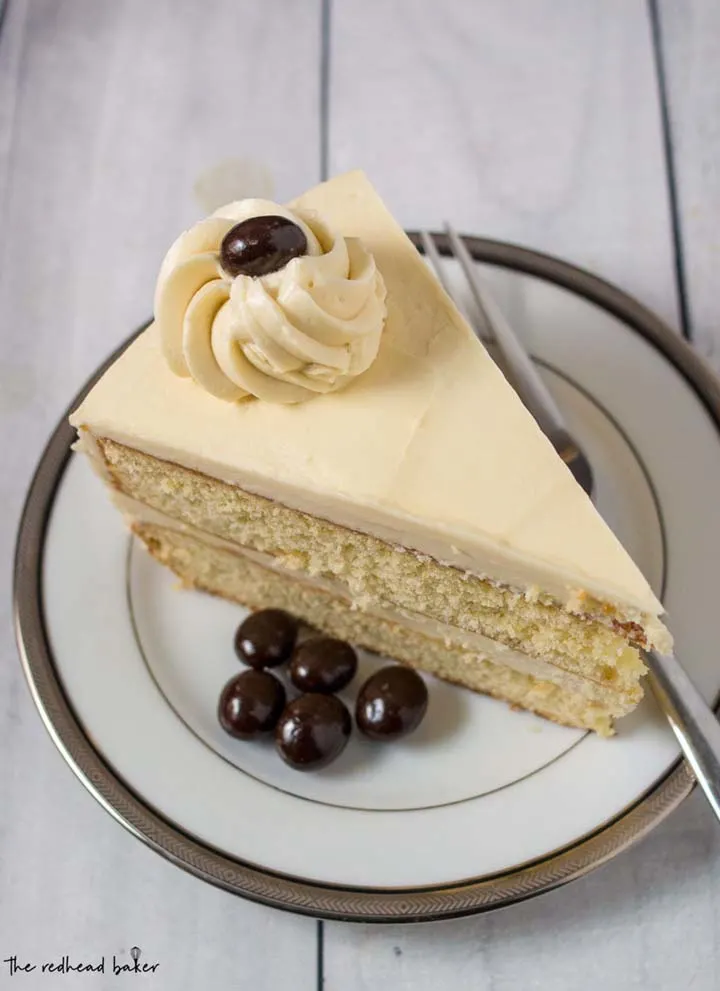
[72,171,671,652]
[153,199,387,404]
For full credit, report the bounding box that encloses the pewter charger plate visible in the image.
[14,237,720,922]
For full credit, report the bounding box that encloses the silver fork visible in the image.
[421,225,720,822]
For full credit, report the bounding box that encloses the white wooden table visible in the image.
[2,1,719,988]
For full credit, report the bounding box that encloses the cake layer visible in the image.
[118,490,640,711]
[100,437,647,694]
[132,519,625,735]
[70,170,670,647]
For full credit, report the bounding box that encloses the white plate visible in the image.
[15,237,720,921]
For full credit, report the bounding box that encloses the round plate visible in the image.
[14,236,720,922]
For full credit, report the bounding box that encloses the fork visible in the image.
[421,226,720,822]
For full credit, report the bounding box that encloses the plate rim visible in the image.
[13,235,720,923]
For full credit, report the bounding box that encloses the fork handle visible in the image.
[647,649,720,821]
[472,278,568,436]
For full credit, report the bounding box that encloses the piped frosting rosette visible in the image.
[153,199,387,404]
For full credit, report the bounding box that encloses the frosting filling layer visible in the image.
[114,491,639,709]
[78,429,667,673]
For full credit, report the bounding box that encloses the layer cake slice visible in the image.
[70,170,671,735]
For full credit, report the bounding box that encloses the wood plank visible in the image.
[324,2,706,986]
[0,1,320,986]
[324,795,720,991]
[329,0,679,330]
[657,0,720,364]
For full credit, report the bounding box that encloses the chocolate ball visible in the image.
[355,666,428,741]
[275,694,352,771]
[290,638,358,694]
[234,609,298,669]
[220,215,308,278]
[218,670,286,740]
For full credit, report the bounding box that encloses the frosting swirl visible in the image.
[153,199,387,404]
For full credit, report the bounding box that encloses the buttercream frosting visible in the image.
[71,171,671,651]
[154,199,386,403]
[112,491,635,712]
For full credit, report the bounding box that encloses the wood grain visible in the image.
[0,1,320,987]
[329,0,680,331]
[323,795,720,991]
[658,0,720,365]
[323,2,719,987]
[2,0,718,987]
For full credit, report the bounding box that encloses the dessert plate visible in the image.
[15,237,720,922]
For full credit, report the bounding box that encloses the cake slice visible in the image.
[70,170,671,735]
